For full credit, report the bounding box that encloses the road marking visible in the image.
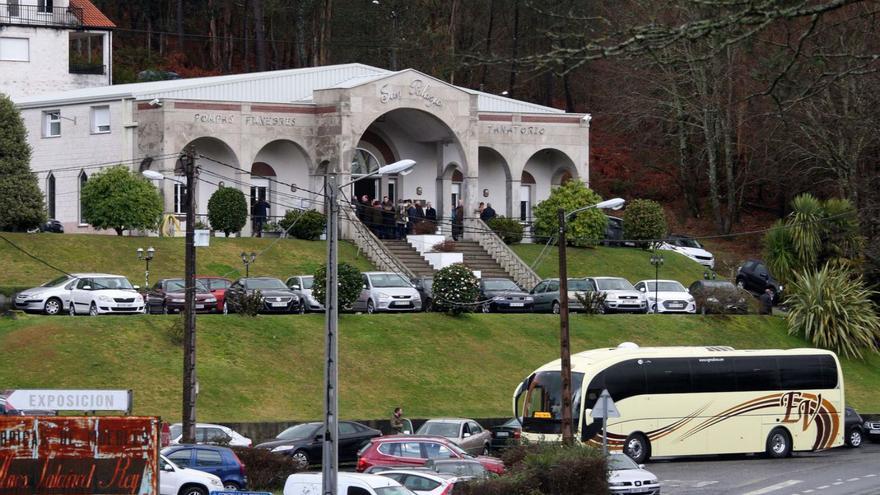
[816,485,829,490]
[695,481,718,488]
[831,482,844,486]
[865,474,877,478]
[803,490,814,494]
[846,478,860,482]
[742,480,803,495]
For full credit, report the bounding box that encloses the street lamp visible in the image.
[136,246,156,289]
[649,252,664,313]
[322,158,415,495]
[240,251,256,277]
[557,197,624,443]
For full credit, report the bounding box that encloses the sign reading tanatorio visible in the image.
[5,390,132,413]
[0,416,159,495]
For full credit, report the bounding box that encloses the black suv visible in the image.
[736,259,783,303]
[845,407,865,448]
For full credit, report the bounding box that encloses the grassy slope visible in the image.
[512,244,711,285]
[0,233,374,287]
[1,313,877,422]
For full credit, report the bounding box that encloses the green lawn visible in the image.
[512,244,712,286]
[1,313,877,422]
[0,233,375,288]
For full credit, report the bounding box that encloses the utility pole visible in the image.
[322,174,339,495]
[557,208,573,444]
[180,147,198,444]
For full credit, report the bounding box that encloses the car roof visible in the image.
[373,434,452,443]
[170,422,230,429]
[195,275,230,280]
[70,273,124,278]
[162,444,232,452]
[591,276,628,281]
[423,418,471,423]
[363,271,406,276]
[635,279,683,285]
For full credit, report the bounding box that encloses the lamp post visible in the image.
[322,159,415,495]
[240,252,257,277]
[136,246,155,289]
[649,252,664,313]
[557,197,624,444]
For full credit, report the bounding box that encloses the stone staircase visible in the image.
[383,240,435,277]
[454,241,511,279]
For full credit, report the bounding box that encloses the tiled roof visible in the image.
[70,0,116,29]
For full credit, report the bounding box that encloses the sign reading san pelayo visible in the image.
[0,416,159,495]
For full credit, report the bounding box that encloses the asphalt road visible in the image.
[648,441,880,495]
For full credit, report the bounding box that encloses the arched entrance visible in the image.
[252,139,313,213]
[351,148,383,203]
[181,137,241,219]
[478,147,512,217]
[523,148,578,212]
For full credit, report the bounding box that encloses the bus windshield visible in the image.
[517,371,584,434]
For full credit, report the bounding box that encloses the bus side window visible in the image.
[692,358,736,393]
[604,360,647,400]
[734,357,780,391]
[645,358,692,395]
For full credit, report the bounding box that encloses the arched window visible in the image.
[46,172,56,219]
[78,170,88,224]
[351,148,381,176]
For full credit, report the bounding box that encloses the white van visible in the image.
[284,472,414,495]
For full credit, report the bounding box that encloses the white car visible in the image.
[634,279,696,314]
[657,234,715,269]
[159,454,224,495]
[352,272,422,313]
[67,274,145,315]
[607,453,661,494]
[168,423,252,447]
[285,472,414,495]
[14,274,77,315]
[377,470,460,495]
[285,275,324,312]
[587,277,648,314]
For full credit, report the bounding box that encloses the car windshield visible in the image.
[607,454,639,470]
[169,424,182,440]
[92,277,133,290]
[277,423,319,440]
[483,279,519,291]
[568,279,591,291]
[675,237,703,249]
[375,488,416,495]
[644,281,686,292]
[595,279,634,291]
[246,278,288,290]
[417,422,460,437]
[370,274,411,288]
[41,276,71,287]
[166,280,209,293]
[301,277,314,289]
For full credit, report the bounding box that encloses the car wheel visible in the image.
[223,482,241,491]
[623,433,650,463]
[366,300,375,314]
[765,428,792,458]
[482,444,490,456]
[88,302,99,317]
[846,427,863,448]
[291,449,310,469]
[43,297,62,316]
[68,302,76,316]
[481,303,491,314]
[551,301,561,314]
[178,485,207,495]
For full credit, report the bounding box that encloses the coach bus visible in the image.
[513,343,843,462]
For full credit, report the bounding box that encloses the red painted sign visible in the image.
[0,417,159,495]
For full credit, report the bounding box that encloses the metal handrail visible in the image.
[0,3,84,28]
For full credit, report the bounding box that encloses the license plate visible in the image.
[117,303,133,307]
[196,305,204,309]
[271,302,287,307]
[669,304,683,308]
[391,302,412,307]
[871,429,880,434]
[509,302,524,307]
[495,431,509,438]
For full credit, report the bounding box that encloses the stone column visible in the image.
[507,179,520,219]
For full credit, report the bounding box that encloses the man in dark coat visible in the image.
[759,286,774,315]
[252,198,269,237]
[480,202,497,222]
[453,200,464,240]
[425,202,437,231]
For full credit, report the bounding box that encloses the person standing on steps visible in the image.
[425,202,437,232]
[453,200,464,241]
[480,202,497,222]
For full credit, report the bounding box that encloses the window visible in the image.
[78,171,88,223]
[7,1,19,17]
[401,475,440,492]
[201,428,230,444]
[195,449,223,467]
[46,173,56,219]
[0,37,29,61]
[779,355,837,390]
[166,449,192,468]
[602,360,647,401]
[378,442,422,459]
[734,357,780,392]
[338,422,356,435]
[645,359,692,394]
[43,111,61,137]
[547,280,559,292]
[424,443,453,460]
[174,183,187,214]
[347,488,370,495]
[37,0,53,13]
[691,358,736,393]
[91,106,110,133]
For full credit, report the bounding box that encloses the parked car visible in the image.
[423,459,490,480]
[224,277,301,314]
[168,423,252,447]
[356,435,504,475]
[489,418,521,452]
[196,276,232,313]
[478,278,533,313]
[587,277,648,314]
[688,280,752,314]
[352,272,422,313]
[377,469,461,495]
[14,274,77,315]
[863,415,880,443]
[39,219,64,233]
[67,274,145,316]
[158,453,224,495]
[285,275,324,313]
[284,472,413,495]
[256,420,382,468]
[607,453,660,494]
[411,277,434,312]
[633,279,696,314]
[161,445,248,490]
[415,419,492,456]
[529,278,593,314]
[146,279,217,314]
[844,407,864,448]
[657,234,715,269]
[601,216,635,247]
[736,259,784,303]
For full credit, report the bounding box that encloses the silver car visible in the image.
[415,418,492,456]
[352,272,422,314]
[607,453,660,494]
[529,278,594,314]
[14,274,77,315]
[587,277,648,314]
[286,275,324,313]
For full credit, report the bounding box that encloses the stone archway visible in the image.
[523,148,579,212]
[478,147,512,217]
[252,139,314,213]
[181,136,240,218]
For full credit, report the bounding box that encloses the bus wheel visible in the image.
[765,428,792,458]
[623,433,650,463]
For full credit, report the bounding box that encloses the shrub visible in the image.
[167,314,184,345]
[0,93,45,231]
[487,216,524,244]
[533,181,607,247]
[207,187,248,237]
[231,446,302,490]
[81,166,163,235]
[312,262,363,310]
[786,263,880,358]
[234,290,264,317]
[575,290,607,315]
[432,263,479,315]
[279,209,326,240]
[432,240,457,252]
[623,199,667,248]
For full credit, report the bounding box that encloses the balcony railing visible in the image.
[69,62,105,75]
[0,3,84,28]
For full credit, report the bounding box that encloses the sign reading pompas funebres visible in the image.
[0,416,159,495]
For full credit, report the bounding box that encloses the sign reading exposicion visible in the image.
[5,390,132,413]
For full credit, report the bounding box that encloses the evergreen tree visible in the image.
[0,93,45,231]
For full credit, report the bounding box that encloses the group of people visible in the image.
[353,195,438,240]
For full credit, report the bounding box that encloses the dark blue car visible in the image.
[161,445,248,490]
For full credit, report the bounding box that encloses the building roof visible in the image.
[14,63,566,114]
[70,0,116,29]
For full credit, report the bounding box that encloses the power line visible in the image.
[0,233,75,279]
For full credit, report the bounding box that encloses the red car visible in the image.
[356,435,504,475]
[196,276,232,313]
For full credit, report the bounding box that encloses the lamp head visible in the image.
[376,159,416,176]
[136,247,144,259]
[240,252,247,263]
[250,252,257,262]
[142,170,165,181]
[146,246,155,259]
[596,198,625,210]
